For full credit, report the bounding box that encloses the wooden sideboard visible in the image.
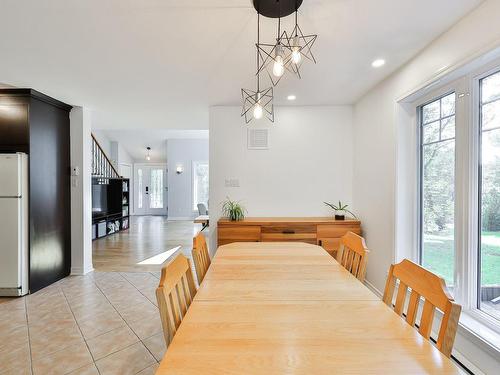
[217,217,361,256]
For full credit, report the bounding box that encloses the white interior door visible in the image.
[134,164,167,216]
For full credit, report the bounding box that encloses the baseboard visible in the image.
[71,266,94,276]
[364,279,383,298]
[168,217,194,221]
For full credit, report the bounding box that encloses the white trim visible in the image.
[364,280,383,298]
[396,40,500,103]
[70,266,94,276]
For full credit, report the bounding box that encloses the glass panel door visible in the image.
[133,165,167,216]
[149,168,166,214]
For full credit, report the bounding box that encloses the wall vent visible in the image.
[247,128,269,150]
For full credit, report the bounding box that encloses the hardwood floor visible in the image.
[92,216,208,273]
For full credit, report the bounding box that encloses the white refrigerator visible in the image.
[0,153,29,296]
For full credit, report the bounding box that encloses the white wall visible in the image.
[92,129,112,157]
[69,107,93,275]
[353,0,500,293]
[209,106,353,248]
[352,1,500,373]
[167,139,209,219]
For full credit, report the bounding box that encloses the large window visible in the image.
[479,70,500,320]
[193,161,209,211]
[419,93,456,286]
[414,68,500,328]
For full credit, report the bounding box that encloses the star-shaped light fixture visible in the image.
[285,9,318,75]
[241,86,274,123]
[256,18,297,86]
[241,13,275,124]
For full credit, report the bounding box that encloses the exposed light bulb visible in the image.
[146,155,151,161]
[253,103,263,119]
[273,56,284,77]
[292,48,301,65]
[291,36,301,64]
[273,45,285,77]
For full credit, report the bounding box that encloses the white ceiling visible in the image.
[102,129,208,161]
[0,0,482,131]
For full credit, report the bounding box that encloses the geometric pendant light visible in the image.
[241,13,274,123]
[240,1,317,123]
[256,18,295,86]
[286,9,317,76]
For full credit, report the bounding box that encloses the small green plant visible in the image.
[324,200,357,219]
[221,197,246,221]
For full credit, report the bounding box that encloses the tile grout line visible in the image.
[24,297,34,375]
[59,281,101,375]
[119,272,159,309]
[90,272,157,372]
[113,272,165,370]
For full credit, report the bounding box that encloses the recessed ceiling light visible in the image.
[371,59,385,68]
[287,95,297,101]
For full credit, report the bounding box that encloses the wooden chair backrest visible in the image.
[156,254,197,346]
[382,259,461,358]
[192,232,211,284]
[336,231,369,282]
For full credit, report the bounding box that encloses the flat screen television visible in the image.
[92,184,108,215]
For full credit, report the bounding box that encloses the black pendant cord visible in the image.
[295,9,298,37]
[277,0,282,43]
[277,16,281,43]
[257,13,260,92]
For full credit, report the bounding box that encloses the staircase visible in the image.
[92,134,120,184]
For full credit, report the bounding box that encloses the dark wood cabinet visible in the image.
[0,89,72,293]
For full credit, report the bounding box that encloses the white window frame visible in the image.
[405,64,500,335]
[466,62,500,331]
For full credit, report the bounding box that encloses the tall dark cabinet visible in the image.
[0,89,72,293]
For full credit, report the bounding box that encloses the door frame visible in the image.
[133,163,168,216]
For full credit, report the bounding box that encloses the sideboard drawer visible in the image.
[218,226,261,242]
[317,224,361,238]
[261,232,316,244]
[261,224,317,234]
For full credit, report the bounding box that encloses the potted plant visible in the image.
[221,197,246,221]
[324,201,357,220]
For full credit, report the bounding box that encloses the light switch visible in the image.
[225,178,240,187]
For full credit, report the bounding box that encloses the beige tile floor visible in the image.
[0,271,165,375]
[0,218,210,375]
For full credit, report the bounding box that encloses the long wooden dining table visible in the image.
[156,242,461,374]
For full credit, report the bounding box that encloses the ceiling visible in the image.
[0,0,482,131]
[102,129,208,162]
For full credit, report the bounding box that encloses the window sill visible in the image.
[457,310,500,358]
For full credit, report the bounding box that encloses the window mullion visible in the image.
[455,78,476,309]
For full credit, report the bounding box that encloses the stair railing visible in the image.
[91,134,120,182]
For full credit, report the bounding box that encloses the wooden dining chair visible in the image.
[382,259,462,358]
[336,231,369,282]
[156,254,197,346]
[192,232,211,285]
